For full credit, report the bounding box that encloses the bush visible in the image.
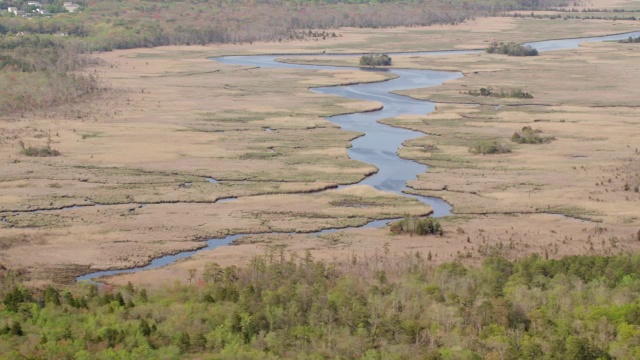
[511,126,555,144]
[18,139,60,157]
[359,54,392,66]
[390,216,443,236]
[467,87,533,99]
[468,140,511,154]
[486,42,539,56]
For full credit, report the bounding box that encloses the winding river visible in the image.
[77,30,640,283]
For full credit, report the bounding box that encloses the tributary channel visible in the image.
[77,30,640,282]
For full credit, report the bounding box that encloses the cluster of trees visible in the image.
[359,53,392,66]
[389,215,443,235]
[486,41,539,56]
[620,36,640,43]
[511,126,555,144]
[2,252,640,358]
[467,86,533,99]
[469,139,511,154]
[0,35,100,113]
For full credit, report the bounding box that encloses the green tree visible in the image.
[359,54,392,66]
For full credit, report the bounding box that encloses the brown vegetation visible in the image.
[2,16,640,285]
[0,0,569,49]
[0,36,101,114]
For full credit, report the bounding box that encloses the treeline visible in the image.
[0,0,570,50]
[508,12,639,21]
[486,41,539,56]
[548,7,637,12]
[2,252,640,358]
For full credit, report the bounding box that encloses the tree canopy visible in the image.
[2,253,640,358]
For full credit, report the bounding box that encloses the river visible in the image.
[77,30,640,283]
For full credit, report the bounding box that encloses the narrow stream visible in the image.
[77,30,640,283]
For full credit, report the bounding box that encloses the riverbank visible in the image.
[102,30,640,287]
[1,15,639,285]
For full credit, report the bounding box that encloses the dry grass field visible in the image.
[1,11,639,285]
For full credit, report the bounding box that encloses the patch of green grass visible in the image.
[239,152,279,160]
[80,132,104,140]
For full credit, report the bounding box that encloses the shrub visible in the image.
[486,42,539,56]
[359,54,392,66]
[390,216,443,236]
[18,139,60,157]
[468,140,511,154]
[511,126,555,144]
[467,87,533,99]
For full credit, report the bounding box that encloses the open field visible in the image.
[1,13,640,285]
[107,212,640,287]
[393,41,640,226]
[0,186,431,284]
[272,35,640,225]
[0,42,415,284]
[104,20,640,285]
[205,17,640,55]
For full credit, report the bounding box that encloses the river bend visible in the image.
[77,30,640,282]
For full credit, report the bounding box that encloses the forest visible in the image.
[2,253,640,359]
